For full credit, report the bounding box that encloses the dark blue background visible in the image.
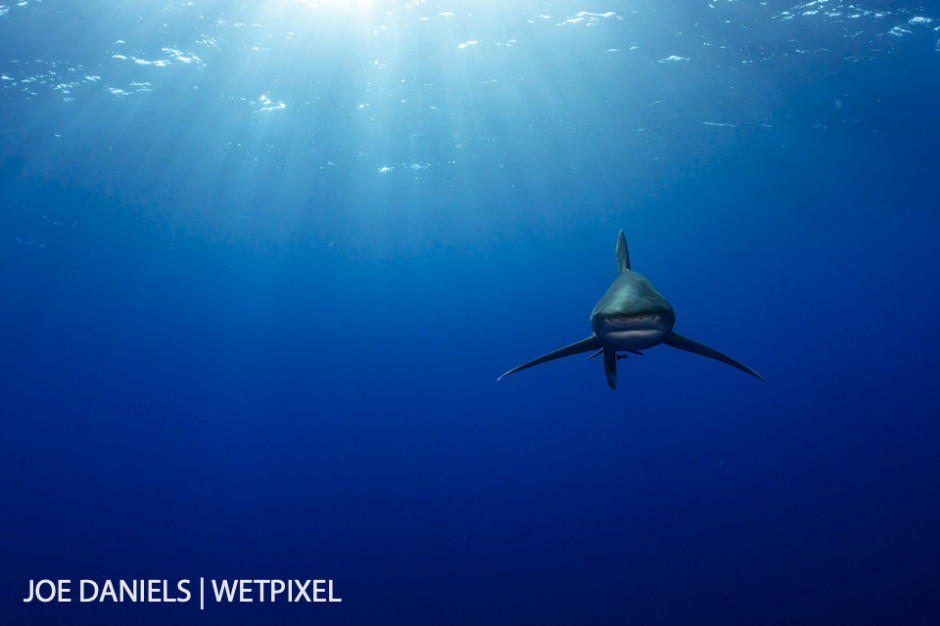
[2,1,939,624]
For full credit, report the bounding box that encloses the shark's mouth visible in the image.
[594,314,673,349]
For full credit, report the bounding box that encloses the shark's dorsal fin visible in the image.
[616,230,630,274]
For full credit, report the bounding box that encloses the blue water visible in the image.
[2,1,940,624]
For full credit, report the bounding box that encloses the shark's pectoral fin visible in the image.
[498,336,602,381]
[664,333,764,381]
[603,349,617,389]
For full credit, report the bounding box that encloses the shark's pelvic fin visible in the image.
[591,348,641,360]
[616,229,630,274]
[498,336,602,381]
[664,333,764,382]
[603,349,617,389]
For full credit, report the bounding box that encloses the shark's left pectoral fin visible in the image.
[664,333,764,382]
[498,335,602,381]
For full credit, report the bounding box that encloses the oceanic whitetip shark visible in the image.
[499,230,764,389]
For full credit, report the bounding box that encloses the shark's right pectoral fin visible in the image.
[498,336,602,381]
[664,333,764,381]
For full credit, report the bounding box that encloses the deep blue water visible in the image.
[2,1,940,624]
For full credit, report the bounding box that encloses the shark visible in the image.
[498,230,763,389]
